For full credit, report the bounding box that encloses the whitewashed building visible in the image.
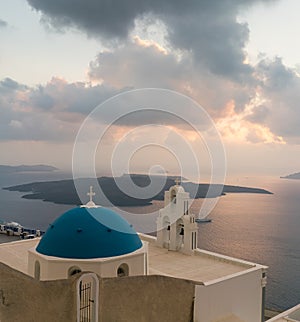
[0,182,288,322]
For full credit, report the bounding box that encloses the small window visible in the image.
[68,266,82,277]
[117,263,129,277]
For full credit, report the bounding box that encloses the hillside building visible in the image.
[0,182,276,322]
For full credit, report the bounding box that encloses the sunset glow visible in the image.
[0,0,299,174]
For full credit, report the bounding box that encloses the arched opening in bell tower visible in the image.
[175,218,184,250]
[170,188,177,204]
[162,216,170,248]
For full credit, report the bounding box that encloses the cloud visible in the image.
[245,105,269,124]
[212,56,300,144]
[88,37,256,121]
[0,77,133,142]
[28,78,119,116]
[0,78,90,141]
[0,19,7,28]
[1,54,300,146]
[27,0,139,39]
[0,78,68,141]
[29,86,55,110]
[4,1,300,146]
[246,57,300,142]
[163,6,253,81]
[27,0,275,81]
[88,37,183,89]
[0,72,229,143]
[257,56,297,92]
[0,78,28,93]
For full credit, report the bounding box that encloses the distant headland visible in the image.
[0,164,58,173]
[3,174,272,207]
[280,172,300,180]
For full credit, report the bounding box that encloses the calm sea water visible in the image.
[0,172,299,311]
[196,176,300,311]
[0,172,73,230]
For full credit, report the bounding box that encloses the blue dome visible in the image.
[36,207,142,259]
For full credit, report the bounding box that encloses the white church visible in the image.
[0,181,299,322]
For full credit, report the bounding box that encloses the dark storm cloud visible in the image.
[26,0,271,39]
[26,0,274,80]
[163,7,252,81]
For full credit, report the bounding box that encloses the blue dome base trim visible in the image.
[36,207,142,259]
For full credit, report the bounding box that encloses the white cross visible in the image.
[87,186,95,203]
[175,178,180,186]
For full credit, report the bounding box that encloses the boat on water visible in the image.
[195,218,212,223]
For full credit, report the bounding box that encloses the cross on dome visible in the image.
[81,185,99,208]
[175,178,181,186]
[87,185,95,203]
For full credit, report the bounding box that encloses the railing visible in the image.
[79,281,94,322]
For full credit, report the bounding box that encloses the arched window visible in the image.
[34,260,40,280]
[68,266,82,277]
[117,263,129,277]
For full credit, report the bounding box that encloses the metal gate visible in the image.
[77,273,99,322]
[79,281,94,322]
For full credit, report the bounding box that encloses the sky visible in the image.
[0,0,300,180]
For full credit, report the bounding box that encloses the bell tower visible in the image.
[156,180,198,255]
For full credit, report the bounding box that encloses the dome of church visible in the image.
[36,207,142,259]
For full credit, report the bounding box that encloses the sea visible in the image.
[0,171,299,311]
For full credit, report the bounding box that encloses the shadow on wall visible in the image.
[0,262,76,322]
[0,262,196,322]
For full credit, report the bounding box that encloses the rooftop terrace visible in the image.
[0,234,266,284]
[140,234,266,284]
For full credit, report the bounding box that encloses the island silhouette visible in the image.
[4,174,272,207]
[281,172,300,180]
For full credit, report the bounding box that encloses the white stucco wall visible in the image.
[28,242,148,281]
[194,268,264,322]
